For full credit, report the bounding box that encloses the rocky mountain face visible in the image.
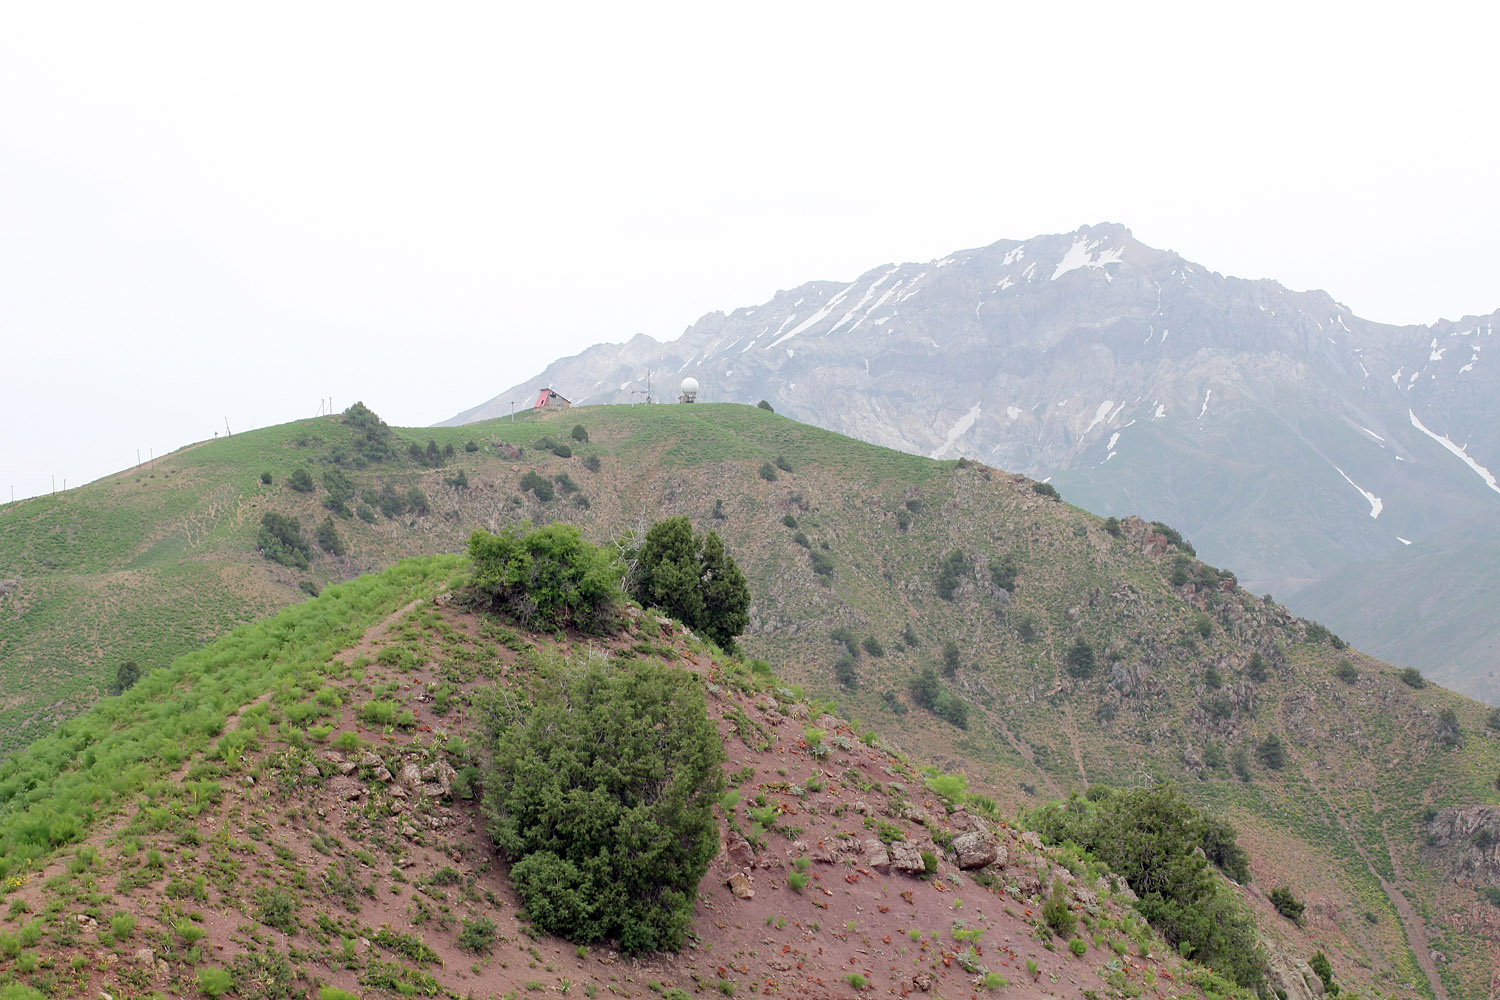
[446,224,1500,700]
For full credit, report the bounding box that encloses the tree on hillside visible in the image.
[482,656,723,952]
[258,513,311,569]
[110,660,141,696]
[341,401,399,464]
[316,516,346,556]
[469,524,622,634]
[628,516,750,652]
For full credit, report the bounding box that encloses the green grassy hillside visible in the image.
[1,402,1496,996]
[0,551,1385,1000]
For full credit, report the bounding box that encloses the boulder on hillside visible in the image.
[889,841,927,875]
[951,832,997,869]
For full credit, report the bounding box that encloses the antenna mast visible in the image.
[631,370,654,405]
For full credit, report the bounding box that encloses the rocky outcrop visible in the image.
[1425,805,1500,883]
[1265,951,1324,1000]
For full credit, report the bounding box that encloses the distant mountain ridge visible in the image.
[445,224,1500,700]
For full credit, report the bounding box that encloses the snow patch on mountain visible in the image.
[1052,237,1124,280]
[768,282,857,349]
[1409,410,1500,496]
[1335,467,1384,518]
[931,403,981,459]
[1083,400,1114,437]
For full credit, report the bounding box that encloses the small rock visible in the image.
[374,766,393,783]
[865,840,891,873]
[420,763,438,782]
[398,762,422,787]
[788,703,811,721]
[359,751,384,768]
[132,948,155,967]
[300,762,320,780]
[434,759,457,796]
[725,832,754,868]
[336,761,357,775]
[726,871,755,899]
[911,972,933,992]
[419,782,445,798]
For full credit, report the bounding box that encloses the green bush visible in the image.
[1247,651,1271,682]
[988,554,1019,591]
[258,513,311,569]
[110,910,136,940]
[458,916,497,953]
[1269,886,1304,922]
[756,400,774,411]
[941,641,961,677]
[260,471,273,485]
[317,516,346,556]
[110,660,142,696]
[861,636,884,658]
[197,967,234,997]
[758,462,777,481]
[1042,879,1075,937]
[571,424,589,442]
[520,470,555,502]
[256,885,299,933]
[1068,936,1087,957]
[583,453,602,472]
[342,401,400,464]
[404,486,430,515]
[288,467,315,493]
[935,549,970,600]
[553,443,573,458]
[1148,520,1195,556]
[1102,516,1121,537]
[1028,784,1265,990]
[1332,659,1357,683]
[1031,481,1060,500]
[1308,951,1339,995]
[1257,733,1286,770]
[834,654,857,689]
[1064,640,1097,679]
[1398,666,1426,689]
[482,657,724,952]
[469,524,622,633]
[774,454,793,473]
[628,517,750,651]
[465,439,480,452]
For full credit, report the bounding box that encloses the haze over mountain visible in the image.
[447,224,1500,701]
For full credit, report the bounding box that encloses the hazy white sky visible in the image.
[2,1,1496,502]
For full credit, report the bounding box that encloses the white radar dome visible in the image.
[680,377,699,395]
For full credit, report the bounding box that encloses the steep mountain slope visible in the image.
[1,403,1498,995]
[443,226,1500,699]
[0,552,1381,1000]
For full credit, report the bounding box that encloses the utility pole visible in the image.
[51,475,55,494]
[509,401,515,422]
[137,449,141,469]
[224,417,232,438]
